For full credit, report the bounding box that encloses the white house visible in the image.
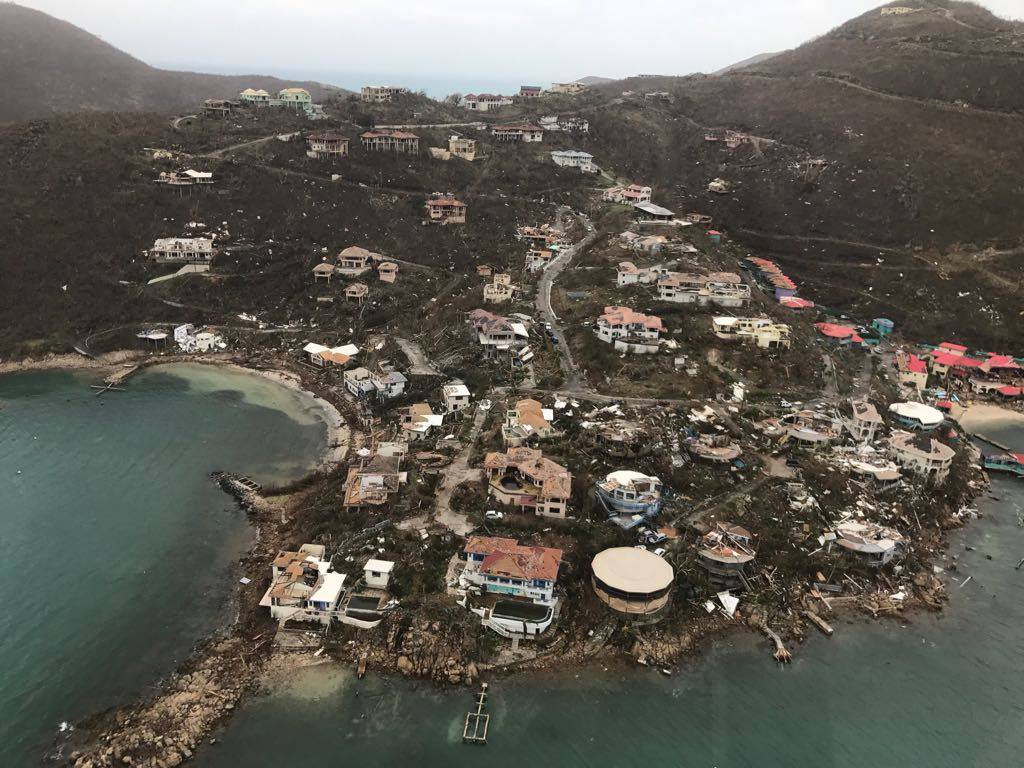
[712,317,791,349]
[551,150,595,172]
[149,237,215,263]
[442,381,472,414]
[363,559,395,589]
[344,367,376,397]
[259,544,346,626]
[889,431,955,483]
[596,306,665,352]
[369,361,408,400]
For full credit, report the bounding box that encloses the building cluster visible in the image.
[172,324,224,353]
[603,184,652,205]
[312,245,398,291]
[741,257,801,303]
[238,87,325,118]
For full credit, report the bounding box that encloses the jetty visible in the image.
[462,683,490,745]
[974,433,1011,452]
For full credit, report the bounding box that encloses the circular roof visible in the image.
[889,401,943,427]
[592,547,674,594]
[606,470,651,485]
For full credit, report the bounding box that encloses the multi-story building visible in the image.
[491,123,544,142]
[550,81,586,94]
[603,184,652,205]
[361,85,407,103]
[306,131,349,159]
[459,93,513,111]
[596,305,664,353]
[149,237,215,263]
[442,381,472,414]
[551,150,595,172]
[483,447,572,518]
[889,431,955,483]
[425,194,467,224]
[259,544,346,625]
[239,88,271,106]
[461,536,561,604]
[360,129,420,153]
[712,317,791,350]
[657,271,750,308]
[448,135,478,161]
[277,87,312,110]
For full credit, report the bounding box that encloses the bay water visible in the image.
[0,364,328,766]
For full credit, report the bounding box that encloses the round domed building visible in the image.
[591,547,674,617]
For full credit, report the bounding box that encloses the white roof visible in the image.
[634,202,675,216]
[889,401,943,427]
[303,342,329,354]
[332,344,360,357]
[309,571,346,604]
[606,470,656,486]
[592,547,673,594]
[510,322,529,338]
[552,150,593,159]
[364,559,395,573]
[444,383,471,397]
[183,169,212,179]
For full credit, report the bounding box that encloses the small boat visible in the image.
[660,667,673,677]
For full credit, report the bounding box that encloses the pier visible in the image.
[974,433,1011,452]
[462,683,490,745]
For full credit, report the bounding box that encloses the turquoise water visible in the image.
[199,424,1024,768]
[0,364,327,767]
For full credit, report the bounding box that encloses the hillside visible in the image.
[577,0,1024,348]
[0,3,345,123]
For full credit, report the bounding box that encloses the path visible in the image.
[203,133,284,159]
[376,122,487,130]
[535,209,599,392]
[170,114,197,130]
[395,337,441,376]
[422,404,489,536]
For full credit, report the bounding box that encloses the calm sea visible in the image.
[0,364,327,767]
[198,421,1024,768]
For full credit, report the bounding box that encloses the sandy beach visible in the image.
[955,401,1024,438]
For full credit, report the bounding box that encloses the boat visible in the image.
[982,453,1024,477]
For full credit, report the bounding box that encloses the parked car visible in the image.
[653,547,667,557]
[484,510,504,521]
[646,532,668,545]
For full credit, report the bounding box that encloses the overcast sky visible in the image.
[15,0,1024,90]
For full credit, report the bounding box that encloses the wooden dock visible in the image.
[462,683,490,745]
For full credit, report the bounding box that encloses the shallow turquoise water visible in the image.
[199,425,1024,768]
[0,365,326,766]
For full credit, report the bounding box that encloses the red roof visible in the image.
[901,354,927,374]
[932,352,983,368]
[780,296,814,309]
[984,355,1021,370]
[465,536,562,582]
[997,386,1022,397]
[706,230,722,236]
[815,322,859,340]
[939,342,968,353]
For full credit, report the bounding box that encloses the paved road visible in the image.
[535,209,599,392]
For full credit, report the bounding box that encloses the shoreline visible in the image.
[0,350,352,473]
[48,361,1021,766]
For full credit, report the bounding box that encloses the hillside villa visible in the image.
[550,81,586,94]
[483,273,517,303]
[483,447,572,518]
[149,237,215,263]
[425,194,467,224]
[377,261,398,283]
[467,309,532,362]
[492,123,544,142]
[345,282,369,303]
[712,316,792,349]
[595,470,663,528]
[503,399,557,446]
[596,305,665,354]
[449,135,478,161]
[460,536,562,638]
[459,93,513,111]
[551,150,596,172]
[306,131,349,159]
[360,129,420,153]
[657,271,751,307]
[399,403,443,441]
[603,184,652,205]
[888,432,955,483]
[361,85,408,103]
[442,381,472,414]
